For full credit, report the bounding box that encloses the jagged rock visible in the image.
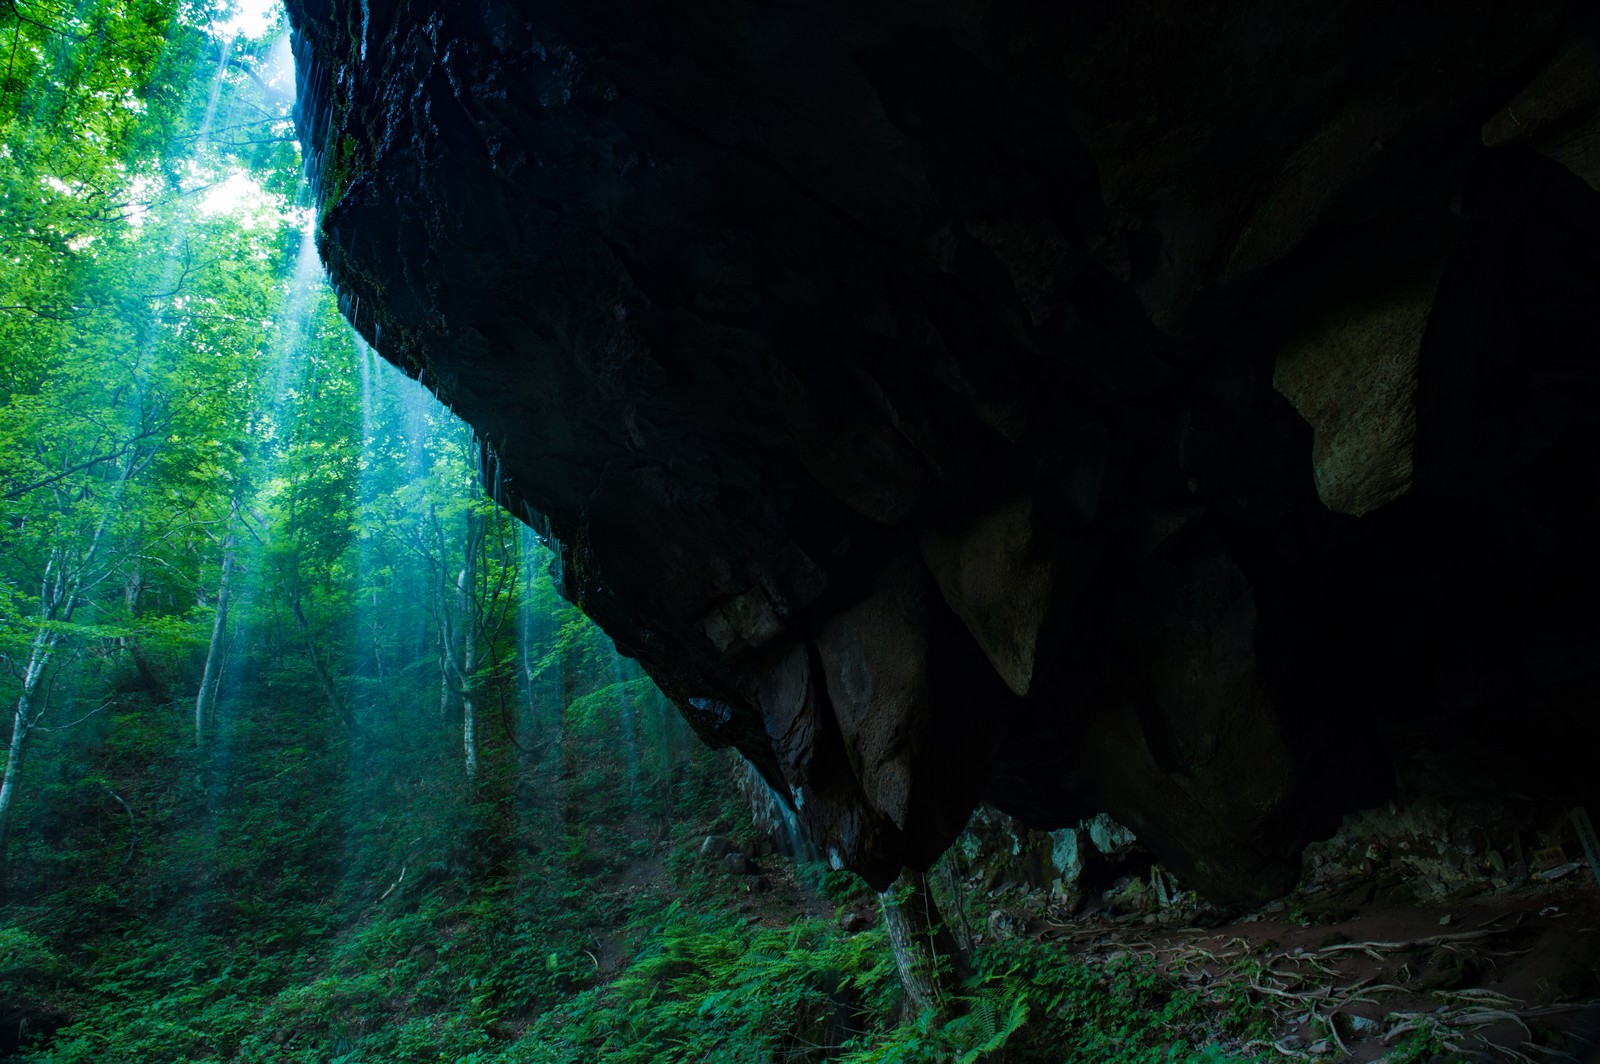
[1050,827,1085,886]
[699,835,733,861]
[917,492,1066,697]
[1085,816,1137,860]
[1483,35,1600,191]
[286,0,1600,904]
[813,554,933,836]
[1272,247,1449,516]
[986,909,1023,940]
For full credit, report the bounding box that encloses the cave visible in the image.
[284,0,1600,908]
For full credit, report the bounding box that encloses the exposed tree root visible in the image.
[1039,905,1600,1061]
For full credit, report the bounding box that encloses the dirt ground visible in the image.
[1025,874,1600,1062]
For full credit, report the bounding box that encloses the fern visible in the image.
[959,991,1028,1063]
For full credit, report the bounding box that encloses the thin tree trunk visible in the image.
[940,853,976,953]
[0,446,145,869]
[438,647,453,722]
[880,869,966,1022]
[426,503,496,785]
[459,513,480,784]
[194,497,239,745]
[0,699,35,865]
[462,678,478,782]
[432,507,457,724]
[368,590,387,700]
[120,568,162,692]
[0,630,57,864]
[1,545,78,865]
[461,603,478,782]
[293,598,358,734]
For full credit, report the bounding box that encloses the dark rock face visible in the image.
[286,0,1600,905]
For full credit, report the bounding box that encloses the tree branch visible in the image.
[2,426,162,501]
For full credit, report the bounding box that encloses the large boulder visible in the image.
[286,0,1600,904]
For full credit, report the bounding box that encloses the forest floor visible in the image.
[990,871,1600,1062]
[613,799,1600,1062]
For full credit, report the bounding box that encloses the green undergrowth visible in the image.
[0,665,1282,1064]
[0,710,1283,1062]
[494,905,1276,1063]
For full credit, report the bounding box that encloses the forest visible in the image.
[3,0,1595,1062]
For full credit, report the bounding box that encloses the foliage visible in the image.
[961,940,1269,1064]
[519,905,899,1063]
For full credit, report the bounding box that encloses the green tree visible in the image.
[1,0,300,864]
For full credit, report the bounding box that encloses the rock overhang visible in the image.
[286,0,1600,904]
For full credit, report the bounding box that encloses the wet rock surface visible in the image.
[286,0,1600,902]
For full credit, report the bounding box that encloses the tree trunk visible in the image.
[462,694,478,782]
[1,452,138,869]
[194,498,239,745]
[427,503,494,784]
[438,645,454,722]
[461,615,478,783]
[433,515,456,724]
[120,568,162,692]
[0,701,33,867]
[880,869,966,1022]
[0,630,56,865]
[940,853,976,953]
[457,508,484,783]
[293,598,358,734]
[367,590,387,702]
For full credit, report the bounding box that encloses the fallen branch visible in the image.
[378,861,408,902]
